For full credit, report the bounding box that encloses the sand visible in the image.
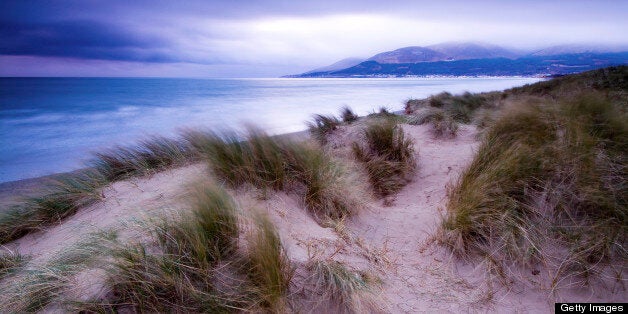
[1,122,625,312]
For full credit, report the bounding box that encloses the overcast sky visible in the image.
[1,0,627,77]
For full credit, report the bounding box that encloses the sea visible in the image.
[0,77,541,183]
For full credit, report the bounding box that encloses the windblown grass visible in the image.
[307,114,341,144]
[91,183,292,312]
[408,107,459,138]
[187,128,361,220]
[0,136,196,244]
[308,260,379,313]
[0,250,28,279]
[353,121,416,196]
[406,91,493,125]
[0,170,106,244]
[92,135,193,181]
[340,106,359,123]
[0,231,116,312]
[247,212,293,311]
[439,91,627,286]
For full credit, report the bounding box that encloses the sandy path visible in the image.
[344,124,493,312]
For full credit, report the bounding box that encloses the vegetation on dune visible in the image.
[0,250,28,280]
[186,128,361,220]
[92,135,193,181]
[1,136,195,244]
[405,91,493,138]
[86,184,292,312]
[439,88,627,286]
[340,105,359,123]
[0,231,117,312]
[405,91,493,124]
[353,121,416,196]
[509,65,628,97]
[247,212,293,311]
[0,170,106,244]
[307,114,341,144]
[308,260,379,313]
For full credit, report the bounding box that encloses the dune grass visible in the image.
[0,250,28,280]
[247,212,293,311]
[406,91,491,123]
[406,91,489,138]
[0,231,117,312]
[407,107,459,138]
[340,106,359,123]
[89,183,292,312]
[187,128,361,220]
[439,91,627,285]
[352,121,416,196]
[308,260,379,313]
[0,170,106,244]
[307,114,341,144]
[0,136,196,244]
[92,135,193,181]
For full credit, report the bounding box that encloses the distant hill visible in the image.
[367,46,448,63]
[530,44,628,56]
[288,42,628,77]
[426,42,520,60]
[302,57,365,74]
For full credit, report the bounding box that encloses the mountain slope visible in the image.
[366,46,447,63]
[426,42,520,60]
[303,57,365,74]
[291,52,628,77]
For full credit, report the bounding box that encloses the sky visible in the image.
[1,0,627,77]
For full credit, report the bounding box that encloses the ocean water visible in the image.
[0,77,540,183]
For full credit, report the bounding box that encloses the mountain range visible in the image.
[288,42,628,77]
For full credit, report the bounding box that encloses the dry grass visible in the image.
[0,231,116,312]
[405,91,493,123]
[308,260,379,313]
[307,114,340,144]
[0,170,106,244]
[187,128,361,220]
[439,90,627,287]
[88,183,293,312]
[0,249,28,279]
[340,106,359,123]
[353,121,416,196]
[92,135,193,181]
[247,212,293,311]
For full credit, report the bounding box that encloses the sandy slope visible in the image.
[1,123,624,312]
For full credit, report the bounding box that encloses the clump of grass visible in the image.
[431,115,459,139]
[408,107,459,138]
[0,250,28,279]
[187,128,360,220]
[156,184,240,265]
[307,114,340,144]
[0,170,106,244]
[247,212,293,311]
[439,91,627,287]
[0,231,117,312]
[100,184,244,312]
[406,91,491,124]
[352,121,416,196]
[340,106,359,123]
[94,184,292,312]
[92,136,192,181]
[308,260,379,313]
